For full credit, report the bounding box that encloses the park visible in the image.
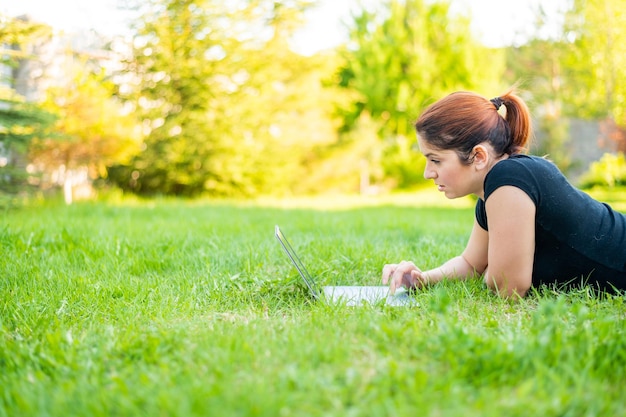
[1,1,626,416]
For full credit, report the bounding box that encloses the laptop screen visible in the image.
[274,225,320,299]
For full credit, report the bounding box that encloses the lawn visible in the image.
[1,193,625,416]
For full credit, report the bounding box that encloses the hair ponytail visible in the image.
[415,90,533,162]
[499,91,532,155]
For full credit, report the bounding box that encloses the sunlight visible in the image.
[3,0,569,52]
[253,188,475,210]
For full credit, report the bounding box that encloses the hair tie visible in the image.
[490,97,504,110]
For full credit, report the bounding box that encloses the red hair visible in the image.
[415,91,532,163]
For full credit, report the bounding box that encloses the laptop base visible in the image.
[322,286,415,306]
[275,225,417,307]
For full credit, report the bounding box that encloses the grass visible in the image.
[1,192,625,416]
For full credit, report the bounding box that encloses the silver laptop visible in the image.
[274,225,415,306]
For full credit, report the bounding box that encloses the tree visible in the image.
[561,0,626,125]
[505,36,574,172]
[113,0,339,197]
[215,1,350,195]
[337,0,505,188]
[30,65,141,204]
[0,14,55,206]
[513,0,626,130]
[504,0,626,174]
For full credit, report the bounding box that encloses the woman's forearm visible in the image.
[421,255,479,285]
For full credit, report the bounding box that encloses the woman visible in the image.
[382,90,626,297]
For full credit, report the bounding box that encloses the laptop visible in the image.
[274,225,416,306]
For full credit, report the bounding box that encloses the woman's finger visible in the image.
[381,264,397,284]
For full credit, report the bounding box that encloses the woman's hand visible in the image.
[382,261,425,294]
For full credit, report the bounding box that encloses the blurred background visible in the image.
[1,0,625,206]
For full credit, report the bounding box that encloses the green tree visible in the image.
[505,36,574,172]
[30,65,141,203]
[0,14,55,206]
[562,0,626,124]
[505,0,626,174]
[337,0,505,189]
[113,0,343,197]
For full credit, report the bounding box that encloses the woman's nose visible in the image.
[424,167,436,180]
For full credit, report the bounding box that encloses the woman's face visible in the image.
[417,137,483,199]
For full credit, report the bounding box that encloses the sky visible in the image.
[2,0,569,54]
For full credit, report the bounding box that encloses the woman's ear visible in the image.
[472,145,490,169]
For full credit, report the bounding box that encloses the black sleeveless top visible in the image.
[475,154,626,292]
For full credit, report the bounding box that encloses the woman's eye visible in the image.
[430,159,440,164]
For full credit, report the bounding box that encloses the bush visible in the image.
[580,152,626,188]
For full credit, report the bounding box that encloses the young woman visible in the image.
[382,91,626,297]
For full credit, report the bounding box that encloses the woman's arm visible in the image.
[383,186,536,297]
[382,219,489,293]
[420,219,489,284]
[483,185,535,297]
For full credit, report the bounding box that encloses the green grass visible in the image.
[1,194,625,417]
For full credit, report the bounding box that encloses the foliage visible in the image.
[1,199,626,416]
[6,1,626,199]
[337,0,506,188]
[505,0,626,125]
[504,0,626,173]
[29,65,141,192]
[0,13,51,64]
[0,14,55,207]
[561,0,626,125]
[585,184,626,212]
[580,152,626,188]
[111,0,349,197]
[533,106,573,174]
[0,90,55,195]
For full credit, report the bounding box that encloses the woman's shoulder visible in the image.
[485,154,562,203]
[494,154,556,171]
[489,154,562,182]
